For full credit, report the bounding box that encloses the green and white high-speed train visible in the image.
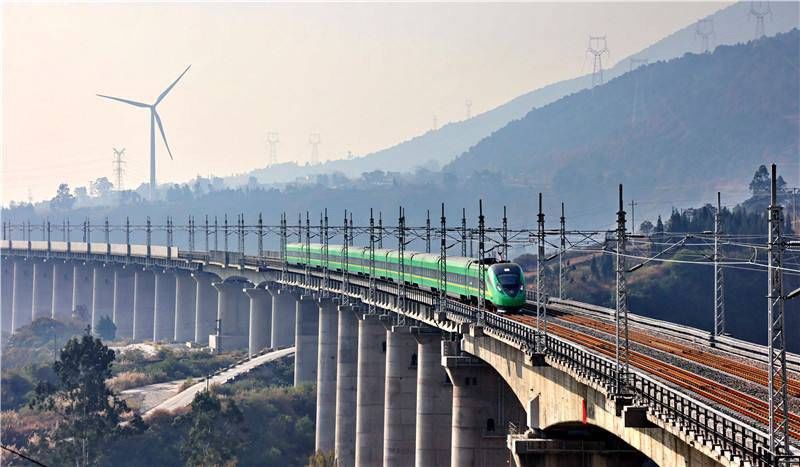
[286,243,526,312]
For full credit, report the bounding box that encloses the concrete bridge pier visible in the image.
[413,329,452,467]
[335,303,360,467]
[32,259,54,321]
[212,279,250,351]
[269,286,297,348]
[294,293,319,386]
[383,325,418,467]
[192,272,218,345]
[112,267,135,338]
[154,271,177,342]
[1,258,14,332]
[174,270,196,343]
[132,269,155,342]
[72,263,93,322]
[91,265,114,334]
[244,285,271,356]
[315,297,339,454]
[444,357,508,467]
[51,261,74,320]
[12,259,33,330]
[354,312,386,467]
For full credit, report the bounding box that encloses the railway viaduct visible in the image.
[1,231,797,467]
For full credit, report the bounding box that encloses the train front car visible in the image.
[487,262,526,313]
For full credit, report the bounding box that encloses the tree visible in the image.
[655,216,664,234]
[50,183,76,211]
[307,451,337,467]
[639,220,654,235]
[90,177,114,198]
[28,327,139,466]
[750,165,770,195]
[96,315,116,341]
[181,390,245,467]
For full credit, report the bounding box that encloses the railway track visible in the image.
[508,313,800,441]
[555,312,800,398]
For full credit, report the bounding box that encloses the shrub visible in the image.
[108,371,153,392]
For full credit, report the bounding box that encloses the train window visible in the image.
[496,271,521,286]
[486,418,495,432]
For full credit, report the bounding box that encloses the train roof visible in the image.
[287,242,485,268]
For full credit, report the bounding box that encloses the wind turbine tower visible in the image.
[112,148,127,191]
[695,19,715,54]
[587,36,610,87]
[465,99,472,119]
[267,132,279,166]
[309,133,321,165]
[97,65,191,200]
[749,1,772,39]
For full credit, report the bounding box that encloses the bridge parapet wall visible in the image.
[461,335,726,467]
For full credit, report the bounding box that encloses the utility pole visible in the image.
[397,207,407,325]
[280,213,288,284]
[461,208,467,257]
[426,210,431,253]
[559,202,567,300]
[223,214,229,265]
[112,148,126,191]
[349,213,354,247]
[368,209,376,314]
[536,193,546,351]
[267,132,279,166]
[502,206,508,261]
[438,203,447,315]
[342,210,349,301]
[214,216,219,251]
[204,215,209,253]
[477,200,486,323]
[309,133,321,165]
[305,211,311,286]
[712,192,726,345]
[322,209,330,296]
[587,36,610,87]
[629,200,638,234]
[766,164,789,458]
[615,184,630,394]
[257,213,263,258]
[377,212,383,249]
[188,216,195,255]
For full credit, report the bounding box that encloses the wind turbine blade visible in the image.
[153,110,173,160]
[155,65,191,106]
[96,94,150,108]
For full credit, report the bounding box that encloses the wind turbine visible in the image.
[97,65,191,200]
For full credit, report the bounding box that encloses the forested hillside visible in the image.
[446,30,800,217]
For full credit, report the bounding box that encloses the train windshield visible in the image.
[496,267,522,286]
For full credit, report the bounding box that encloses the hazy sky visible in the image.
[2,2,727,203]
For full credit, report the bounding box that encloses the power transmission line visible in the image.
[749,1,772,39]
[267,132,279,166]
[112,148,126,191]
[587,36,610,87]
[695,18,715,54]
[308,133,321,165]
